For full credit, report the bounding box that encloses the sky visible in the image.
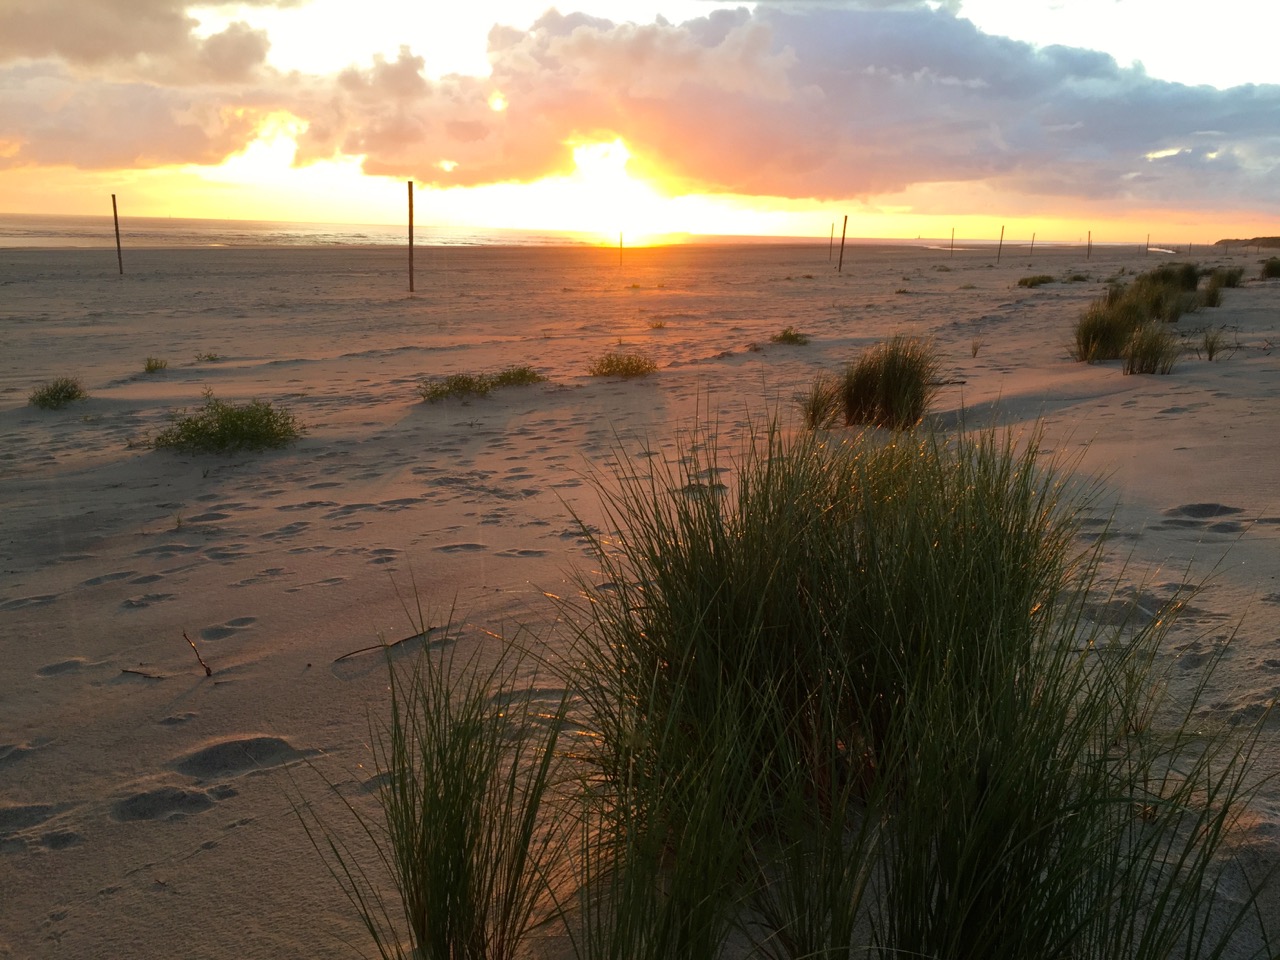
[1,0,1278,243]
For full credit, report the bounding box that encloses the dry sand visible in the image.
[1,241,1278,958]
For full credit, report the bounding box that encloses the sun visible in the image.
[565,139,685,246]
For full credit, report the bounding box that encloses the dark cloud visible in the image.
[1,2,1277,217]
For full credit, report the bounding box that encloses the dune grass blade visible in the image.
[153,391,301,453]
[298,627,569,960]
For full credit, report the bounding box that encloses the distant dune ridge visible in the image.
[1,242,1279,958]
[1214,235,1280,247]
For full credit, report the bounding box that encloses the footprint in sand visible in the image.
[171,735,312,781]
[0,594,59,611]
[433,542,488,553]
[80,570,137,587]
[112,786,214,822]
[199,617,257,642]
[1159,503,1247,535]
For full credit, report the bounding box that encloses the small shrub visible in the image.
[1212,266,1244,288]
[154,391,302,453]
[840,336,940,429]
[29,377,88,410]
[1017,274,1055,288]
[419,366,546,402]
[770,326,810,346]
[195,352,224,362]
[1123,322,1180,375]
[1261,257,1280,279]
[588,352,658,378]
[647,319,667,330]
[143,356,168,373]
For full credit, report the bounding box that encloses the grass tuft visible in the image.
[1123,323,1181,375]
[1262,257,1280,279]
[1072,263,1203,362]
[29,376,88,410]
[770,326,810,346]
[1017,274,1056,288]
[143,356,168,373]
[419,366,547,402]
[588,352,658,378]
[153,390,302,453]
[798,373,841,428]
[839,335,940,429]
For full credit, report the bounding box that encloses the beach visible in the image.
[2,240,1279,958]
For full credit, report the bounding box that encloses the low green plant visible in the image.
[419,366,547,402]
[153,390,302,453]
[560,422,1272,960]
[143,356,168,373]
[1017,274,1056,288]
[588,352,658,378]
[299,623,570,960]
[1123,322,1181,375]
[29,376,87,410]
[195,351,224,362]
[1072,264,1203,362]
[1200,327,1230,360]
[840,335,940,429]
[1261,257,1280,279]
[770,326,810,346]
[1212,266,1244,288]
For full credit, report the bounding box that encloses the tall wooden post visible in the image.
[407,181,415,293]
[111,194,123,275]
[1030,232,1036,257]
[837,215,848,273]
[996,225,1004,263]
[1087,230,1092,260]
[829,222,834,261]
[950,227,955,258]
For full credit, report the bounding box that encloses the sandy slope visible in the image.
[1,241,1278,958]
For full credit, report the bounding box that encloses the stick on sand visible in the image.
[182,630,213,676]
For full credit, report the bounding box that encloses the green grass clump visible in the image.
[798,373,841,428]
[587,352,658,378]
[143,356,168,373]
[1017,274,1056,287]
[559,423,1269,960]
[1072,264,1202,362]
[299,630,569,960]
[1123,322,1181,375]
[153,391,302,453]
[1261,257,1280,279]
[770,326,810,345]
[29,376,88,410]
[195,352,224,362]
[1211,266,1244,288]
[419,366,547,402]
[839,335,940,429]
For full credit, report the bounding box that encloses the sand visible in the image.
[1,240,1278,958]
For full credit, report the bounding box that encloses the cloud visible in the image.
[1,0,1277,216]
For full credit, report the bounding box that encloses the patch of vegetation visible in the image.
[1067,273,1090,282]
[798,373,841,429]
[143,356,168,373]
[195,352,224,363]
[839,335,940,429]
[1017,274,1056,288]
[588,352,658,378]
[1072,264,1202,362]
[770,326,810,346]
[1123,322,1181,375]
[419,366,547,403]
[1211,266,1244,288]
[647,319,667,330]
[557,424,1268,960]
[1261,257,1280,279]
[29,376,88,410]
[153,390,302,454]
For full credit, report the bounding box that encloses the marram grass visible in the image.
[305,419,1275,960]
[419,365,546,402]
[28,376,87,409]
[838,335,940,429]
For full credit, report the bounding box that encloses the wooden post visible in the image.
[111,194,123,275]
[1087,230,1092,259]
[1145,233,1150,255]
[837,215,848,273]
[407,181,414,293]
[996,224,1004,264]
[950,227,955,258]
[1030,231,1036,257]
[829,221,834,261]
